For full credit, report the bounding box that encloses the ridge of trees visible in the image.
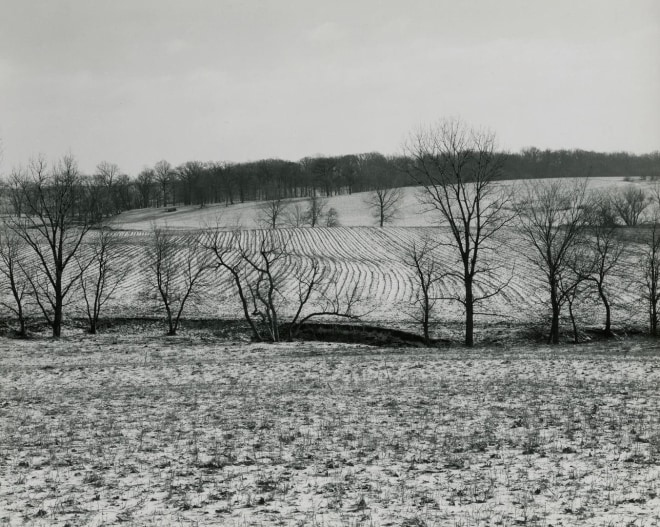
[3,149,655,220]
[131,149,659,213]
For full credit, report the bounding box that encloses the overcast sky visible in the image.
[0,0,658,175]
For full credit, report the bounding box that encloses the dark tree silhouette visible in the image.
[205,229,361,342]
[639,214,660,336]
[77,228,129,334]
[136,168,155,208]
[148,227,212,335]
[405,118,515,347]
[404,236,445,345]
[578,193,625,335]
[256,198,289,229]
[611,185,650,226]
[8,155,95,337]
[154,160,174,207]
[364,187,403,227]
[0,225,31,337]
[516,179,590,344]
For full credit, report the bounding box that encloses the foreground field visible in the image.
[1,332,659,526]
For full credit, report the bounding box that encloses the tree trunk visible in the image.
[550,307,560,345]
[164,302,176,336]
[53,307,62,338]
[465,277,474,347]
[597,283,612,336]
[18,316,26,338]
[568,300,579,344]
[547,278,560,344]
[53,277,63,337]
[653,276,658,337]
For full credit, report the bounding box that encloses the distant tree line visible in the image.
[132,154,411,211]
[3,149,655,220]
[132,150,659,212]
[505,148,660,181]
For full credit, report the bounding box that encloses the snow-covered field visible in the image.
[69,225,639,332]
[90,177,647,331]
[1,177,655,526]
[1,332,659,526]
[107,177,645,231]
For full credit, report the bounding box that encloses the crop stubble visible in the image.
[1,334,659,526]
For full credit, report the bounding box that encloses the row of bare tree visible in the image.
[403,119,660,345]
[0,224,362,341]
[255,195,340,229]
[0,120,659,344]
[0,153,358,339]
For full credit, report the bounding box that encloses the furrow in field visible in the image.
[5,226,647,327]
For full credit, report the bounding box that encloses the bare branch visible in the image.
[5,155,96,336]
[402,118,515,346]
[515,178,590,343]
[363,187,404,227]
[147,226,212,335]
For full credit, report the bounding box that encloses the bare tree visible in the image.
[177,161,205,206]
[364,187,403,227]
[256,198,289,229]
[577,194,625,335]
[114,173,134,212]
[303,195,327,227]
[286,258,361,339]
[516,179,590,344]
[651,181,660,208]
[558,270,588,344]
[557,241,596,345]
[8,155,95,337]
[205,229,360,342]
[148,227,212,335]
[404,237,445,345]
[240,231,286,341]
[135,168,155,208]
[639,214,660,336]
[284,202,306,228]
[325,207,340,227]
[0,225,31,337]
[611,185,650,226]
[404,118,515,346]
[77,228,129,334]
[95,161,121,216]
[154,160,173,207]
[204,229,265,340]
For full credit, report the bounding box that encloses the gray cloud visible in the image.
[0,0,658,174]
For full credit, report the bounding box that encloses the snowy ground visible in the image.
[107,177,641,231]
[1,331,659,526]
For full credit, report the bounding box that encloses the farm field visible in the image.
[1,332,659,526]
[107,177,643,231]
[69,224,640,334]
[80,176,648,337]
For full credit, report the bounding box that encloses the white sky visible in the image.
[0,0,659,175]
